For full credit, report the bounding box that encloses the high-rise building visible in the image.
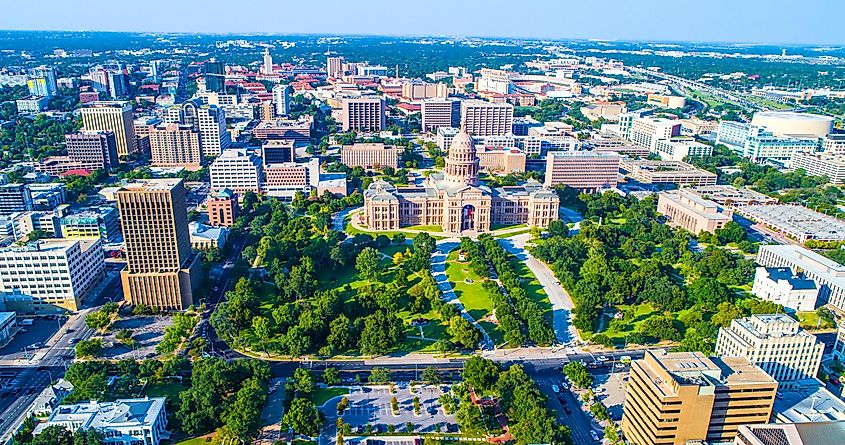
[0,184,33,216]
[149,124,203,170]
[629,117,682,152]
[326,57,343,78]
[421,99,461,133]
[621,350,777,445]
[61,207,122,243]
[0,238,105,313]
[179,100,230,157]
[28,66,57,98]
[65,131,119,171]
[544,151,619,192]
[272,84,290,116]
[80,101,137,158]
[117,179,200,310]
[263,48,273,75]
[460,100,514,136]
[716,314,824,386]
[203,60,226,93]
[341,97,386,132]
[210,149,264,194]
[262,139,294,165]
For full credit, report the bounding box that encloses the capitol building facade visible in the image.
[363,131,560,235]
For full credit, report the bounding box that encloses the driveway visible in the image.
[497,233,580,345]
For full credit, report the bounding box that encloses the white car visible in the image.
[560,382,569,390]
[551,384,560,393]
[590,430,599,441]
[597,356,609,362]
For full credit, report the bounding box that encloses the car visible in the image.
[830,377,841,386]
[620,355,632,364]
[69,337,81,344]
[590,430,599,441]
[563,406,571,414]
[560,382,569,390]
[551,384,560,393]
[597,356,609,362]
[66,328,75,333]
[557,395,567,404]
[615,363,625,369]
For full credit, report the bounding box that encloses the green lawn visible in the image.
[404,224,444,232]
[345,222,447,240]
[493,229,532,239]
[491,223,527,231]
[174,435,214,445]
[312,387,350,406]
[444,250,493,320]
[144,382,189,404]
[796,311,835,331]
[511,258,552,318]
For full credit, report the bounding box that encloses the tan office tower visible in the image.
[622,350,777,445]
[80,101,137,158]
[460,100,513,136]
[326,57,343,78]
[149,124,203,170]
[341,97,386,132]
[421,99,461,133]
[117,179,200,310]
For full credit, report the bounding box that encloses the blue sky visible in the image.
[0,0,842,45]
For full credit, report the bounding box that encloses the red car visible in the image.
[830,377,841,386]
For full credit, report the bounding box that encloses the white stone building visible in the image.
[752,267,819,312]
[34,398,168,445]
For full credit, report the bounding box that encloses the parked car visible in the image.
[830,377,841,386]
[590,430,599,441]
[551,384,560,393]
[597,356,609,362]
[563,406,571,414]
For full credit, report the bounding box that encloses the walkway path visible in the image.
[497,233,581,345]
[430,240,495,351]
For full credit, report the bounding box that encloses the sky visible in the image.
[0,0,843,45]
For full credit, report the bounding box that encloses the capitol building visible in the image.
[363,131,560,234]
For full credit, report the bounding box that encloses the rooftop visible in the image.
[773,382,845,423]
[118,178,183,192]
[739,205,845,241]
[763,267,818,291]
[740,421,845,445]
[36,397,165,433]
[685,185,777,205]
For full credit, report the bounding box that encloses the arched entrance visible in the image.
[461,204,475,231]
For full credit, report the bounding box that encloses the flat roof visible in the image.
[773,382,845,423]
[686,185,777,204]
[739,205,845,241]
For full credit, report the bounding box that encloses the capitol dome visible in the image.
[443,131,479,186]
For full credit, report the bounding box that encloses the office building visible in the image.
[679,118,719,136]
[437,127,460,151]
[363,131,559,233]
[210,149,264,194]
[734,421,845,445]
[272,84,290,116]
[80,101,137,158]
[341,143,403,169]
[684,185,778,207]
[653,137,713,161]
[262,139,294,165]
[716,121,818,165]
[189,221,228,251]
[0,238,105,312]
[657,190,733,235]
[621,350,777,445]
[752,267,818,312]
[629,117,682,152]
[757,244,845,313]
[133,117,161,157]
[0,312,15,347]
[207,189,238,227]
[65,131,119,171]
[460,100,513,136]
[178,100,230,157]
[0,184,33,216]
[263,158,321,199]
[11,209,63,240]
[341,97,386,132]
[326,57,343,78]
[476,146,526,174]
[253,117,312,143]
[16,96,49,113]
[421,99,461,133]
[736,205,845,244]
[61,207,122,243]
[716,314,823,386]
[791,152,845,184]
[34,398,168,445]
[27,78,53,98]
[401,81,448,100]
[149,124,203,170]
[822,134,845,155]
[617,109,654,140]
[203,60,226,93]
[544,151,619,192]
[620,159,717,186]
[117,180,200,310]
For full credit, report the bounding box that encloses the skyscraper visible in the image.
[80,101,137,158]
[263,48,273,75]
[203,60,226,93]
[272,84,290,116]
[180,99,230,157]
[117,179,200,310]
[341,97,386,132]
[326,56,343,78]
[65,131,119,170]
[460,100,514,136]
[28,65,57,98]
[149,123,203,170]
[421,99,461,133]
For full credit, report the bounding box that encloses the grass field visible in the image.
[345,221,448,240]
[444,250,492,320]
[312,387,350,406]
[599,303,659,343]
[511,258,552,318]
[144,382,189,404]
[174,434,215,445]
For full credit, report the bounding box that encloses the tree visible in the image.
[447,316,482,349]
[421,366,441,384]
[716,221,746,244]
[356,247,383,280]
[358,311,404,355]
[290,368,316,395]
[252,316,271,354]
[283,398,324,437]
[712,301,744,327]
[75,338,103,358]
[31,425,73,445]
[323,367,341,386]
[462,356,499,392]
[563,361,592,389]
[368,367,391,384]
[688,277,732,310]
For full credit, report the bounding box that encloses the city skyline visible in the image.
[0,0,843,45]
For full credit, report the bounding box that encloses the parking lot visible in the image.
[99,316,173,359]
[320,384,457,440]
[593,371,628,421]
[0,317,63,361]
